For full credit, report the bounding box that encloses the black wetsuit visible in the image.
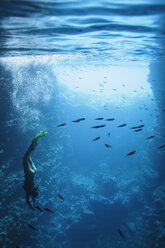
[23,142,37,209]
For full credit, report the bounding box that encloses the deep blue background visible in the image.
[0,1,165,247]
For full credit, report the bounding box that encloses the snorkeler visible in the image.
[23,130,48,209]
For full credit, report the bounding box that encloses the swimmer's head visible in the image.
[31,186,39,198]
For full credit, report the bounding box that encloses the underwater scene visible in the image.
[0,0,165,247]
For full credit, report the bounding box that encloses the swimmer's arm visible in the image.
[26,193,35,210]
[33,130,48,141]
[23,143,36,158]
[31,130,48,147]
[24,130,48,156]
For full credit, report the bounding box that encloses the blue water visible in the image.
[0,0,165,247]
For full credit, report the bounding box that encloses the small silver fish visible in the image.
[95,118,104,120]
[57,123,66,127]
[71,118,85,122]
[127,150,136,156]
[28,224,37,231]
[158,144,165,149]
[93,137,101,141]
[134,128,143,132]
[118,124,127,127]
[105,118,115,121]
[58,194,64,200]
[91,125,105,128]
[105,144,112,148]
[118,229,126,239]
[146,136,154,140]
[131,124,144,129]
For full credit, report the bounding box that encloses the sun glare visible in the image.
[56,63,152,104]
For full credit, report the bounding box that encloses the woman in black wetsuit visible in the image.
[23,130,47,209]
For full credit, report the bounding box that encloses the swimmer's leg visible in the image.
[26,192,35,210]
